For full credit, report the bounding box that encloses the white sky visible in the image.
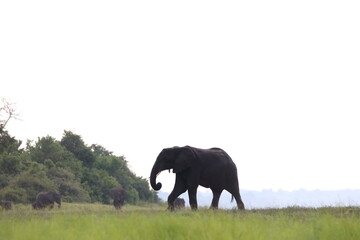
[1,1,360,193]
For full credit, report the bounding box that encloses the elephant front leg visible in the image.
[168,176,186,211]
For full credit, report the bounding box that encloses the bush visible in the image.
[0,186,27,203]
[47,167,90,202]
[0,130,159,206]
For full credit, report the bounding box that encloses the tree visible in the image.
[28,136,83,179]
[0,162,55,203]
[91,144,113,157]
[132,177,158,202]
[81,169,118,203]
[0,130,22,154]
[0,152,24,175]
[46,167,90,202]
[0,120,161,205]
[0,98,19,131]
[60,131,95,168]
[0,99,21,154]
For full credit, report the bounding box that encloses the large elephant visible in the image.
[150,146,245,211]
[174,197,185,209]
[109,187,126,209]
[32,192,61,210]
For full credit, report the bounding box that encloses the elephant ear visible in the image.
[173,147,196,173]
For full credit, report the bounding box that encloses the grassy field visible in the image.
[1,203,360,240]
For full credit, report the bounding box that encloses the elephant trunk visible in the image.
[150,164,162,191]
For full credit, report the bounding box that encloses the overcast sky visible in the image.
[1,1,360,193]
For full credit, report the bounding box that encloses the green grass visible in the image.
[1,204,360,240]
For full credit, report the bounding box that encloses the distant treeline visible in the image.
[0,128,160,205]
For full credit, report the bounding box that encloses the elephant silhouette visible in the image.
[109,187,127,209]
[150,146,245,211]
[32,192,61,210]
[174,197,185,209]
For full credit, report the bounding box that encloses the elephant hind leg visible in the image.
[232,192,245,210]
[227,187,245,210]
[210,188,223,209]
[187,187,198,210]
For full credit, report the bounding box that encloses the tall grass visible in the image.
[1,204,360,240]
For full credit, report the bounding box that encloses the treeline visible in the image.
[0,128,160,205]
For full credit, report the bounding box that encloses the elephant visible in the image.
[32,192,61,210]
[150,146,245,211]
[1,200,12,210]
[109,187,126,209]
[174,197,185,209]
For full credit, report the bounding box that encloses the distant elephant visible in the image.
[1,200,12,210]
[109,187,126,209]
[32,192,61,210]
[174,197,185,209]
[150,146,245,211]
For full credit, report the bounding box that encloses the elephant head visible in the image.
[150,146,195,191]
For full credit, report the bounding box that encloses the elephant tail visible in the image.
[231,195,234,203]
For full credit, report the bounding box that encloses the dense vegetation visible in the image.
[0,100,159,205]
[1,204,360,240]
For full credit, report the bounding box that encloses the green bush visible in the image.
[0,129,159,205]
